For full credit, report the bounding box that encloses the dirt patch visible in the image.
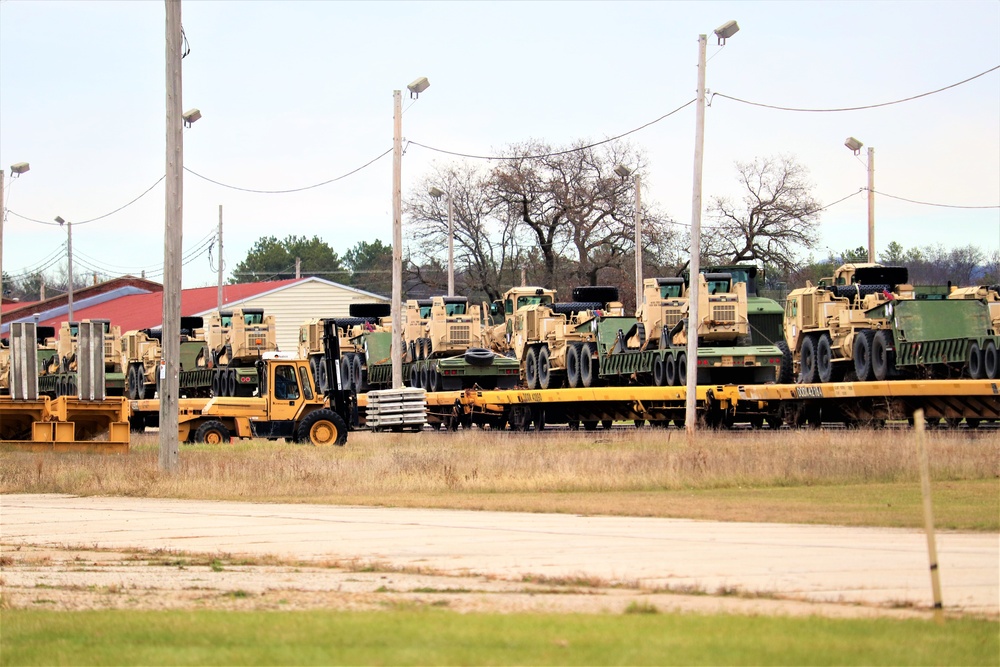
[1,544,942,619]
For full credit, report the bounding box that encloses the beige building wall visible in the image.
[216,278,387,354]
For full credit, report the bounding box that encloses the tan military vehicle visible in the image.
[783,263,912,382]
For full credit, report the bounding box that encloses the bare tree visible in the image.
[405,162,524,302]
[704,155,821,273]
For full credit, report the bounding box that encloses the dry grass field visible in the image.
[2,427,997,529]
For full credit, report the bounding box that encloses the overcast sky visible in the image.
[2,0,998,290]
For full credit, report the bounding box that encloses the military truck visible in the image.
[38,320,126,397]
[590,273,784,388]
[130,319,356,445]
[121,317,210,399]
[203,308,278,396]
[783,263,914,383]
[355,296,519,392]
[701,264,785,346]
[299,303,391,393]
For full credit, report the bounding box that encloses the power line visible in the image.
[183,148,393,194]
[869,189,1000,210]
[6,176,166,226]
[713,64,1000,112]
[410,99,697,160]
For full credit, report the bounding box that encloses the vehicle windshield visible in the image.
[659,284,683,298]
[444,303,467,316]
[419,307,432,318]
[706,279,731,295]
[244,312,264,325]
[515,295,553,310]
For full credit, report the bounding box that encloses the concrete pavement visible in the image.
[1,494,996,613]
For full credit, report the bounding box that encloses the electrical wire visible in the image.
[183,148,393,194]
[713,64,1000,112]
[409,99,697,161]
[6,176,166,226]
[869,189,1000,210]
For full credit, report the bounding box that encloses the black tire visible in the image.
[194,420,231,445]
[408,340,417,364]
[799,335,818,384]
[816,334,834,383]
[524,347,539,390]
[968,341,984,379]
[652,356,666,387]
[67,376,77,397]
[580,343,597,388]
[775,339,793,384]
[872,330,895,381]
[984,341,999,380]
[537,346,553,390]
[352,354,365,393]
[126,365,139,400]
[533,408,546,432]
[316,360,328,394]
[212,370,222,397]
[409,364,420,388]
[665,354,677,386]
[428,365,442,393]
[853,330,876,382]
[509,405,532,431]
[296,408,348,446]
[566,344,581,388]
[420,365,431,391]
[676,352,687,386]
[601,419,613,430]
[464,347,495,367]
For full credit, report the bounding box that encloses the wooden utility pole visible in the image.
[390,89,403,388]
[160,0,183,472]
[867,147,876,263]
[217,205,223,311]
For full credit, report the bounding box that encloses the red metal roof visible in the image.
[19,279,300,332]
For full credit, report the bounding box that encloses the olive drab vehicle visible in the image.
[701,264,785,346]
[204,308,278,396]
[120,317,208,399]
[38,320,125,397]
[482,286,557,354]
[354,295,519,392]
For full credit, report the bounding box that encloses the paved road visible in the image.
[2,494,996,613]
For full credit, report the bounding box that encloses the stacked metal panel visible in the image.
[366,388,427,431]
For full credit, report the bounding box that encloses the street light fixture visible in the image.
[392,77,430,388]
[844,137,875,263]
[686,20,739,434]
[614,164,643,309]
[10,162,30,175]
[182,108,202,127]
[428,186,455,296]
[55,216,74,321]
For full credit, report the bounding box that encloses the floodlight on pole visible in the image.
[614,164,643,309]
[182,108,201,127]
[55,216,74,321]
[687,20,739,434]
[844,137,875,262]
[392,76,430,387]
[10,162,30,175]
[429,186,455,296]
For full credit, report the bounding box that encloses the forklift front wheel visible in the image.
[297,409,348,447]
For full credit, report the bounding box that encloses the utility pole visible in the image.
[867,147,875,263]
[0,171,5,333]
[390,89,403,388]
[216,205,223,311]
[447,194,454,296]
[685,33,708,434]
[295,257,301,279]
[633,174,643,309]
[55,217,74,321]
[160,0,183,473]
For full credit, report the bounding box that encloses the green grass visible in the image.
[2,610,997,666]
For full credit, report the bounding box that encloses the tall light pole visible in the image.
[391,77,429,389]
[0,162,30,334]
[686,20,739,434]
[54,216,73,321]
[614,164,642,309]
[844,137,875,263]
[428,186,454,296]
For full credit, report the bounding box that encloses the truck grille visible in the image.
[664,308,683,329]
[712,305,736,323]
[451,326,471,345]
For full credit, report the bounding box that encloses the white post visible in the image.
[391,89,403,388]
[913,409,944,622]
[217,205,223,311]
[447,194,455,297]
[685,34,707,434]
[633,174,643,309]
[66,220,74,322]
[160,0,183,473]
[867,147,875,263]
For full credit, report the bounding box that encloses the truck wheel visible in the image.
[194,420,231,445]
[799,336,818,384]
[464,347,494,367]
[297,408,348,446]
[816,334,835,383]
[524,347,539,390]
[983,341,998,379]
[227,369,238,397]
[537,346,553,390]
[872,330,895,381]
[409,364,420,388]
[967,342,984,379]
[565,344,581,388]
[853,330,876,381]
[675,352,687,386]
[352,355,366,393]
[579,343,597,388]
[316,360,328,393]
[776,340,794,384]
[652,356,666,386]
[665,354,677,386]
